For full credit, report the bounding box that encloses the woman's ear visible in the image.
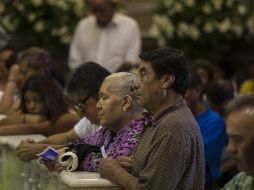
[121,95,132,111]
[161,74,175,89]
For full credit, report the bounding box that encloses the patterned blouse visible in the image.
[76,116,151,172]
[221,172,253,190]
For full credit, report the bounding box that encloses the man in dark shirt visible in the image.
[99,47,205,189]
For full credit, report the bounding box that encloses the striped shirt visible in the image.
[221,172,253,190]
[132,98,205,190]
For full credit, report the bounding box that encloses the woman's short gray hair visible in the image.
[104,72,138,102]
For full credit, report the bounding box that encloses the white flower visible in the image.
[15,3,25,11]
[58,26,69,35]
[237,5,247,16]
[202,4,212,15]
[189,25,200,40]
[163,0,173,8]
[203,22,215,33]
[226,0,233,8]
[74,0,86,17]
[217,18,231,33]
[150,15,175,38]
[2,15,16,32]
[246,17,254,34]
[184,0,195,7]
[31,0,43,7]
[47,0,55,5]
[61,34,71,44]
[212,0,223,11]
[55,1,70,11]
[232,24,243,38]
[34,21,45,32]
[0,3,5,14]
[177,22,189,38]
[28,13,36,22]
[164,19,175,39]
[174,2,184,13]
[149,24,161,39]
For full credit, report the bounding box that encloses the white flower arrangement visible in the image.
[150,0,254,58]
[0,0,86,54]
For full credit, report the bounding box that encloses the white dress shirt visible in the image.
[74,117,101,138]
[68,13,141,73]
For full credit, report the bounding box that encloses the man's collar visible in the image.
[109,13,120,26]
[152,97,186,124]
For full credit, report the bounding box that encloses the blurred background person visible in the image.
[0,74,79,136]
[68,0,141,73]
[221,95,254,189]
[206,79,235,118]
[0,45,17,91]
[0,47,63,114]
[239,63,254,95]
[185,73,227,189]
[191,58,214,105]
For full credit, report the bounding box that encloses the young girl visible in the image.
[0,74,79,136]
[0,47,64,114]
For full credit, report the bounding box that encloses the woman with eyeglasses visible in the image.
[45,72,151,172]
[0,74,79,136]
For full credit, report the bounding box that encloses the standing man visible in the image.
[99,47,205,189]
[68,0,141,73]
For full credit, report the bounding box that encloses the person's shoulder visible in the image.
[202,109,225,124]
[157,107,202,140]
[76,15,95,28]
[74,117,100,134]
[222,172,253,190]
[115,13,139,27]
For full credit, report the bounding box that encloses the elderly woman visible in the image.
[50,72,150,172]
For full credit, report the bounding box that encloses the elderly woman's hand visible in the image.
[42,147,68,172]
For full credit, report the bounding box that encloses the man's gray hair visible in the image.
[226,94,254,115]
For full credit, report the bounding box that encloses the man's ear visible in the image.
[161,74,175,89]
[121,95,132,111]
